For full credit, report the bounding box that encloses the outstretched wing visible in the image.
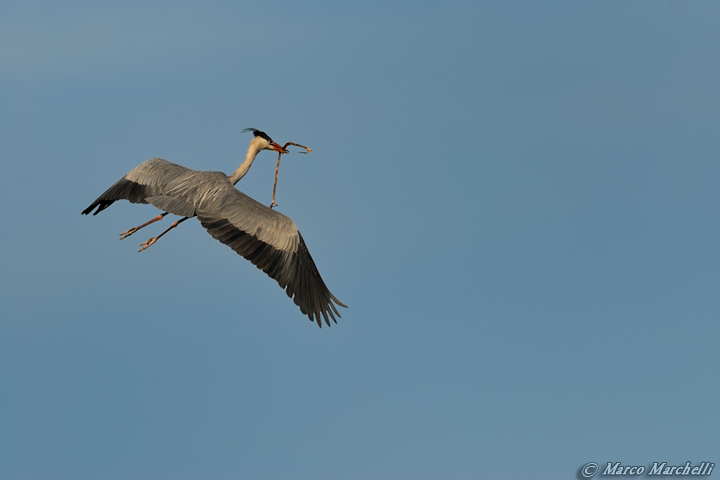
[82,158,195,215]
[196,187,347,327]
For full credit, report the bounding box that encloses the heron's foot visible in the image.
[270,202,278,209]
[120,227,139,240]
[138,237,157,252]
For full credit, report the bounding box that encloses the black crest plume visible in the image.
[241,128,273,143]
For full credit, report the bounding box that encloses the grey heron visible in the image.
[82,128,346,327]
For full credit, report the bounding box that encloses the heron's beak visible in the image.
[270,142,289,154]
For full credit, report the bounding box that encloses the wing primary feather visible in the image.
[197,211,346,326]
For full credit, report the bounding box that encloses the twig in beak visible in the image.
[270,142,312,209]
[270,151,282,208]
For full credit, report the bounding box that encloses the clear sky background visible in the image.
[1,2,718,479]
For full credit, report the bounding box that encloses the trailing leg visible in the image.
[120,212,168,240]
[138,216,190,252]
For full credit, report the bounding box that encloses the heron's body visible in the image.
[83,130,346,327]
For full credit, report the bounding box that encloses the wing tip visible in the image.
[309,296,347,328]
[82,200,114,216]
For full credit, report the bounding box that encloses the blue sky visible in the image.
[1,2,718,479]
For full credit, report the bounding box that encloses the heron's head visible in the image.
[242,128,288,154]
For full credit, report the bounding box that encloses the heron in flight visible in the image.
[82,128,346,327]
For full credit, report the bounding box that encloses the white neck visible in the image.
[228,140,265,185]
